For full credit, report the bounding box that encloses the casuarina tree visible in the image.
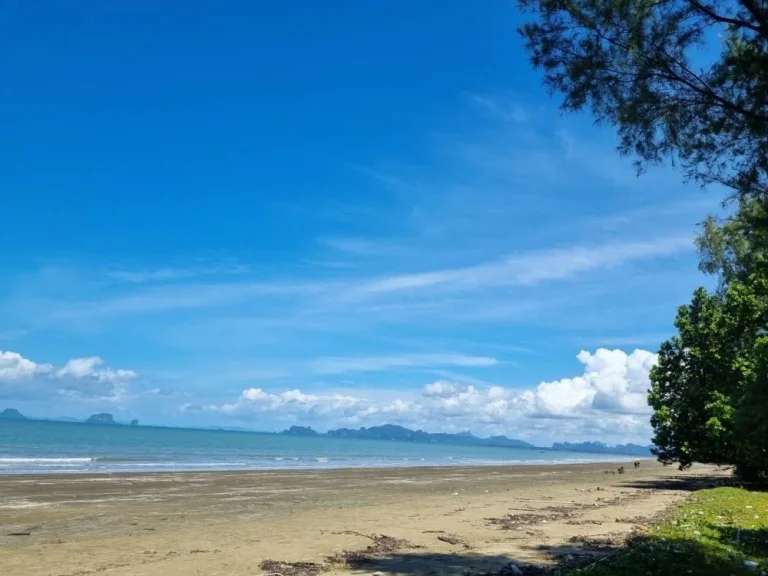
[517,0,768,202]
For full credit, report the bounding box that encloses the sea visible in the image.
[0,419,629,474]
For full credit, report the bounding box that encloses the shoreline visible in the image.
[0,456,646,477]
[1,419,654,476]
[0,460,726,576]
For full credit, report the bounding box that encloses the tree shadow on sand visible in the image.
[261,552,538,576]
[319,514,768,576]
[617,474,733,492]
[334,530,766,576]
[310,532,634,576]
[331,547,617,576]
[339,552,535,576]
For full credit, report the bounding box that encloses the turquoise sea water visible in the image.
[0,419,629,474]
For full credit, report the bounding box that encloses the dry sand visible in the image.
[0,461,725,576]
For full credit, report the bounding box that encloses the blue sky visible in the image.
[0,0,722,444]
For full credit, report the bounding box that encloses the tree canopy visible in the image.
[646,197,767,480]
[696,197,768,289]
[517,0,768,201]
[648,262,768,481]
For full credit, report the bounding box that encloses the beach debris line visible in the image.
[488,511,557,530]
[564,519,603,525]
[614,515,652,525]
[436,533,471,548]
[567,532,626,551]
[326,532,422,568]
[259,559,324,576]
[487,490,654,530]
[361,534,416,554]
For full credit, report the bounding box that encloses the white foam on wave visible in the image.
[0,500,52,509]
[0,457,93,464]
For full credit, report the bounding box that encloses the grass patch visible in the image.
[569,487,768,575]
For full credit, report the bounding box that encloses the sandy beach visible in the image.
[0,461,724,576]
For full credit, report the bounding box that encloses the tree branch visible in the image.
[592,14,768,124]
[686,0,763,33]
[739,0,768,38]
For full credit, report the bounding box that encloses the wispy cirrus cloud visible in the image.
[318,237,405,256]
[7,231,692,329]
[41,279,334,321]
[469,93,528,123]
[309,353,498,375]
[355,235,692,296]
[106,263,248,284]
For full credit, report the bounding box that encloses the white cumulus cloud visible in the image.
[213,387,361,419]
[0,349,138,401]
[0,350,53,380]
[57,356,137,386]
[423,380,459,397]
[532,349,656,416]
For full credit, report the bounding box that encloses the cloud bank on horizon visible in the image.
[2,346,657,443]
[201,347,657,440]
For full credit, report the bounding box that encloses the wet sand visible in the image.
[0,461,724,575]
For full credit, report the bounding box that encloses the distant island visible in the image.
[83,413,139,426]
[0,408,27,420]
[281,423,654,456]
[84,413,117,425]
[326,424,536,448]
[0,408,139,427]
[283,425,319,436]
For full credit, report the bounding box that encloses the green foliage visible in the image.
[517,0,768,201]
[648,260,768,480]
[696,198,768,291]
[648,199,767,479]
[569,487,768,575]
[734,336,768,482]
[647,199,768,480]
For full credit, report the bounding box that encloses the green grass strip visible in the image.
[570,487,768,575]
